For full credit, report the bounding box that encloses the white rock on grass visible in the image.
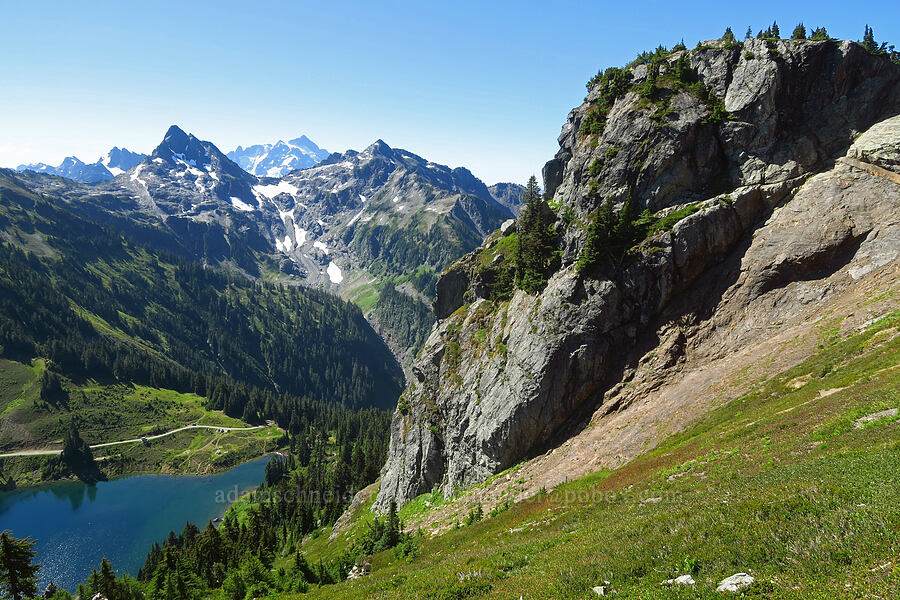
[591,581,614,595]
[716,573,754,592]
[662,574,696,586]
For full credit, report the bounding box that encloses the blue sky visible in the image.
[1,1,898,185]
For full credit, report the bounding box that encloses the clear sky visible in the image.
[1,1,898,185]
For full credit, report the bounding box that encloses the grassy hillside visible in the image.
[285,310,899,599]
[0,358,283,486]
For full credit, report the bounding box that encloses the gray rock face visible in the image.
[488,182,526,216]
[375,38,900,511]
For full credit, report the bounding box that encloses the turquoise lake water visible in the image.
[0,456,270,592]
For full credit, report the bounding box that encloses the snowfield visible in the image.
[253,181,299,199]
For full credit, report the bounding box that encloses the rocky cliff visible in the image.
[375,36,900,511]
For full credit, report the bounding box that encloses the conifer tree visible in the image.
[722,27,735,44]
[861,25,888,54]
[792,23,807,40]
[810,26,830,41]
[515,176,558,294]
[60,422,102,483]
[771,21,780,38]
[0,532,39,600]
[383,500,401,549]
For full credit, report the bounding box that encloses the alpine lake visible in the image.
[0,455,271,591]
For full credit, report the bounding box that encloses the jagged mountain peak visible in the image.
[151,125,214,165]
[289,134,318,147]
[100,147,146,176]
[59,156,85,168]
[363,139,394,157]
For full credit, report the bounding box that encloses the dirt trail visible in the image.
[0,424,268,458]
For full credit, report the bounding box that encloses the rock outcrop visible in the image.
[375,36,900,511]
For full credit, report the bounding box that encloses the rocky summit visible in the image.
[376,37,900,511]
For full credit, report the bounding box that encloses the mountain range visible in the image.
[14,133,334,183]
[11,126,522,365]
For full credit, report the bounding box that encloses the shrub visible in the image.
[581,67,634,135]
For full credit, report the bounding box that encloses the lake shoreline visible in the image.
[0,424,284,490]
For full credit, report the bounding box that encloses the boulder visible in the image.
[716,573,754,592]
[847,114,900,172]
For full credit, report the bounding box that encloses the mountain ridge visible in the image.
[17,147,146,183]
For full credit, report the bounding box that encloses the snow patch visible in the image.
[278,209,295,223]
[253,181,299,199]
[230,197,254,212]
[359,194,366,202]
[275,234,293,252]
[107,166,124,177]
[327,262,343,284]
[130,165,147,189]
[171,151,197,167]
[294,225,307,246]
[313,240,329,254]
[392,195,400,203]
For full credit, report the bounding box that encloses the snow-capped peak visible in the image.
[227,134,330,177]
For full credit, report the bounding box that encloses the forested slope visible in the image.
[0,171,404,417]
